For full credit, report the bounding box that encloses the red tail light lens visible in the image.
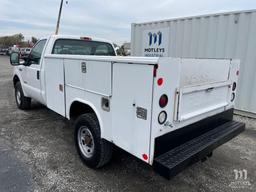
[159,94,168,108]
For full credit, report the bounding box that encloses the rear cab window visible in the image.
[52,39,116,56]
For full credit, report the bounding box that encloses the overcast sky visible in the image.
[0,0,256,44]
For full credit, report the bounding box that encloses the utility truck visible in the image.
[10,35,245,179]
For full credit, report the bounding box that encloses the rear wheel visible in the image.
[74,113,113,168]
[15,82,31,110]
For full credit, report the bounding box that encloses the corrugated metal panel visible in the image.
[131,10,256,114]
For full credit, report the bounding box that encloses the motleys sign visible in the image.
[142,28,169,57]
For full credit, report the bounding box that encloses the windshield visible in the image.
[52,39,115,56]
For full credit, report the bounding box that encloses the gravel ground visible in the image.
[0,55,255,192]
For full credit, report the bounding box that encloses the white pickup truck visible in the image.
[10,35,245,179]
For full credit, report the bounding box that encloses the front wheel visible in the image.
[74,113,113,168]
[15,82,31,110]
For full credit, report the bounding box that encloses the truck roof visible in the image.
[42,35,114,45]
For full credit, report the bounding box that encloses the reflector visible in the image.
[158,111,167,124]
[157,78,163,86]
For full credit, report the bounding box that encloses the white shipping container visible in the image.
[131,9,256,115]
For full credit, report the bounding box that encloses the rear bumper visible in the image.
[153,109,245,179]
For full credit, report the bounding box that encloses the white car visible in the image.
[10,35,245,179]
[19,47,32,58]
[0,48,8,55]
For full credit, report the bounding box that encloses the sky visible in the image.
[0,0,256,44]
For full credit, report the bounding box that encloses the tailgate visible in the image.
[174,59,231,121]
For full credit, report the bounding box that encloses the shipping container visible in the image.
[131,9,256,115]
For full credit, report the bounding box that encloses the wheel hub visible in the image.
[78,126,95,158]
[84,135,92,146]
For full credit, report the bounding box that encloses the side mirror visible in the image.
[10,52,25,66]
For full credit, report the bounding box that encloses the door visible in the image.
[23,39,47,103]
[45,58,65,116]
[175,82,231,121]
[174,59,231,121]
[112,63,154,162]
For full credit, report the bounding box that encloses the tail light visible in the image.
[159,94,168,108]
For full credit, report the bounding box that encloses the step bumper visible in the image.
[153,120,245,179]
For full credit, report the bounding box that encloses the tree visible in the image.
[13,33,24,44]
[116,45,127,56]
[0,33,25,47]
[31,37,38,44]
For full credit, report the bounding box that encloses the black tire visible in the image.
[15,82,31,110]
[74,113,113,168]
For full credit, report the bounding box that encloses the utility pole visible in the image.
[55,0,64,35]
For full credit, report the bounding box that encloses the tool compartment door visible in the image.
[64,59,112,96]
[175,82,230,121]
[44,58,65,116]
[175,59,231,121]
[112,63,154,162]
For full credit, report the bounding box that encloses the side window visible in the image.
[30,39,47,64]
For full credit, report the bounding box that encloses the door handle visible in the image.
[19,68,22,71]
[81,61,87,73]
[37,71,40,80]
[206,87,214,92]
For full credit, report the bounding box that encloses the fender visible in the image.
[68,98,105,138]
[13,67,29,97]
